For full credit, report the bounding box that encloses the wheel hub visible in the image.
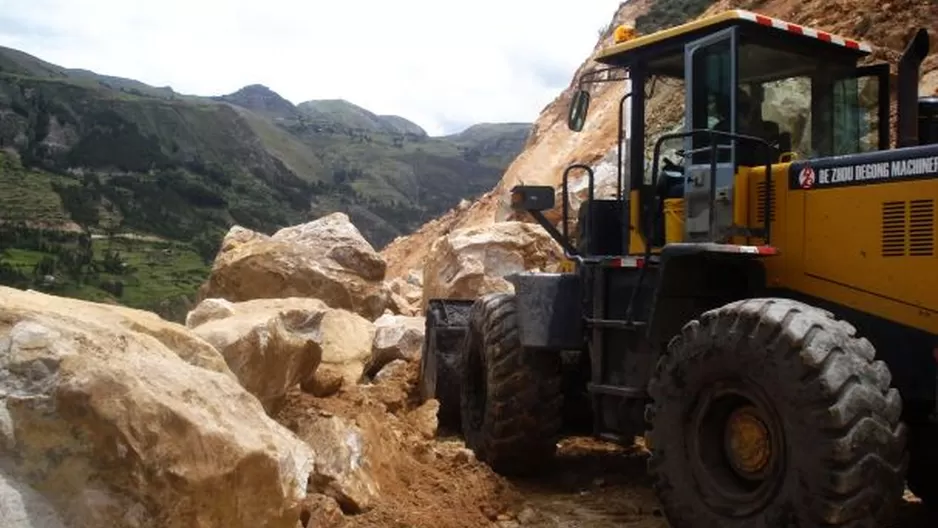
[724,406,772,479]
[688,385,786,517]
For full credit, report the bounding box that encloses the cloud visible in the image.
[0,0,621,135]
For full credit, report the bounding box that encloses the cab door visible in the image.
[682,27,738,243]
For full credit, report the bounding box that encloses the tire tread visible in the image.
[461,292,563,476]
[647,298,907,527]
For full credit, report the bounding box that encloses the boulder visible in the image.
[0,466,68,528]
[272,213,386,281]
[386,291,418,316]
[185,298,326,414]
[187,297,375,392]
[373,358,410,385]
[0,287,313,528]
[301,366,345,398]
[198,213,390,321]
[384,270,423,316]
[388,271,423,304]
[362,314,425,379]
[365,359,414,415]
[184,297,236,328]
[294,413,379,514]
[421,221,564,308]
[317,308,376,384]
[5,288,230,375]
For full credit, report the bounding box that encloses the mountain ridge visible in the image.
[0,44,533,249]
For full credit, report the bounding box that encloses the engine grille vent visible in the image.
[755,181,776,224]
[909,199,935,257]
[881,199,935,257]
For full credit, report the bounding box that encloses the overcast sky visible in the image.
[0,0,621,135]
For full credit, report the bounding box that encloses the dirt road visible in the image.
[501,436,666,528]
[495,436,934,528]
[282,363,935,528]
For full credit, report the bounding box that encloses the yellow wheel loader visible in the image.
[421,10,937,526]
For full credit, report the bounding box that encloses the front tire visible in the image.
[646,298,908,527]
[460,292,563,476]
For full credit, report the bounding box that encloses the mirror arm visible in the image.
[529,209,578,256]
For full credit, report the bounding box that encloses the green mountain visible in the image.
[295,98,428,137]
[0,45,532,249]
[442,122,533,168]
[0,44,531,320]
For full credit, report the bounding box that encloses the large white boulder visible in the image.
[185,297,326,413]
[421,221,564,307]
[198,213,390,321]
[186,297,375,400]
[363,314,425,379]
[0,287,314,528]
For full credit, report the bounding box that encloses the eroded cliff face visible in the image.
[382,0,938,280]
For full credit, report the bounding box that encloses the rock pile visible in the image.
[0,211,559,528]
[0,287,312,528]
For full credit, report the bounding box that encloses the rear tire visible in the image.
[646,298,908,527]
[460,292,563,476]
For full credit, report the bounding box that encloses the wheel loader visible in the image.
[419,9,938,526]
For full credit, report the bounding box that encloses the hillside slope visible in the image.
[0,46,532,248]
[382,0,938,279]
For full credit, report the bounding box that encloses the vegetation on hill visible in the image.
[442,123,533,168]
[295,99,429,137]
[0,221,209,322]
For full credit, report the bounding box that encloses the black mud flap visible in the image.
[420,299,474,430]
[506,272,584,351]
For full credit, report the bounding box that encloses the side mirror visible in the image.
[510,185,555,212]
[567,89,590,132]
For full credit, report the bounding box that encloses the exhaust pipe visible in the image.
[896,28,930,148]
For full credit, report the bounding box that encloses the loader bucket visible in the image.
[420,299,475,430]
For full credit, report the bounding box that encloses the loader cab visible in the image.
[566,10,887,252]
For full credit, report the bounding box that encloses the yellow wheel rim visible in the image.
[724,406,772,479]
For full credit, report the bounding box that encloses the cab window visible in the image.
[685,36,884,165]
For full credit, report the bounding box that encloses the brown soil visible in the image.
[275,360,937,528]
[275,361,522,528]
